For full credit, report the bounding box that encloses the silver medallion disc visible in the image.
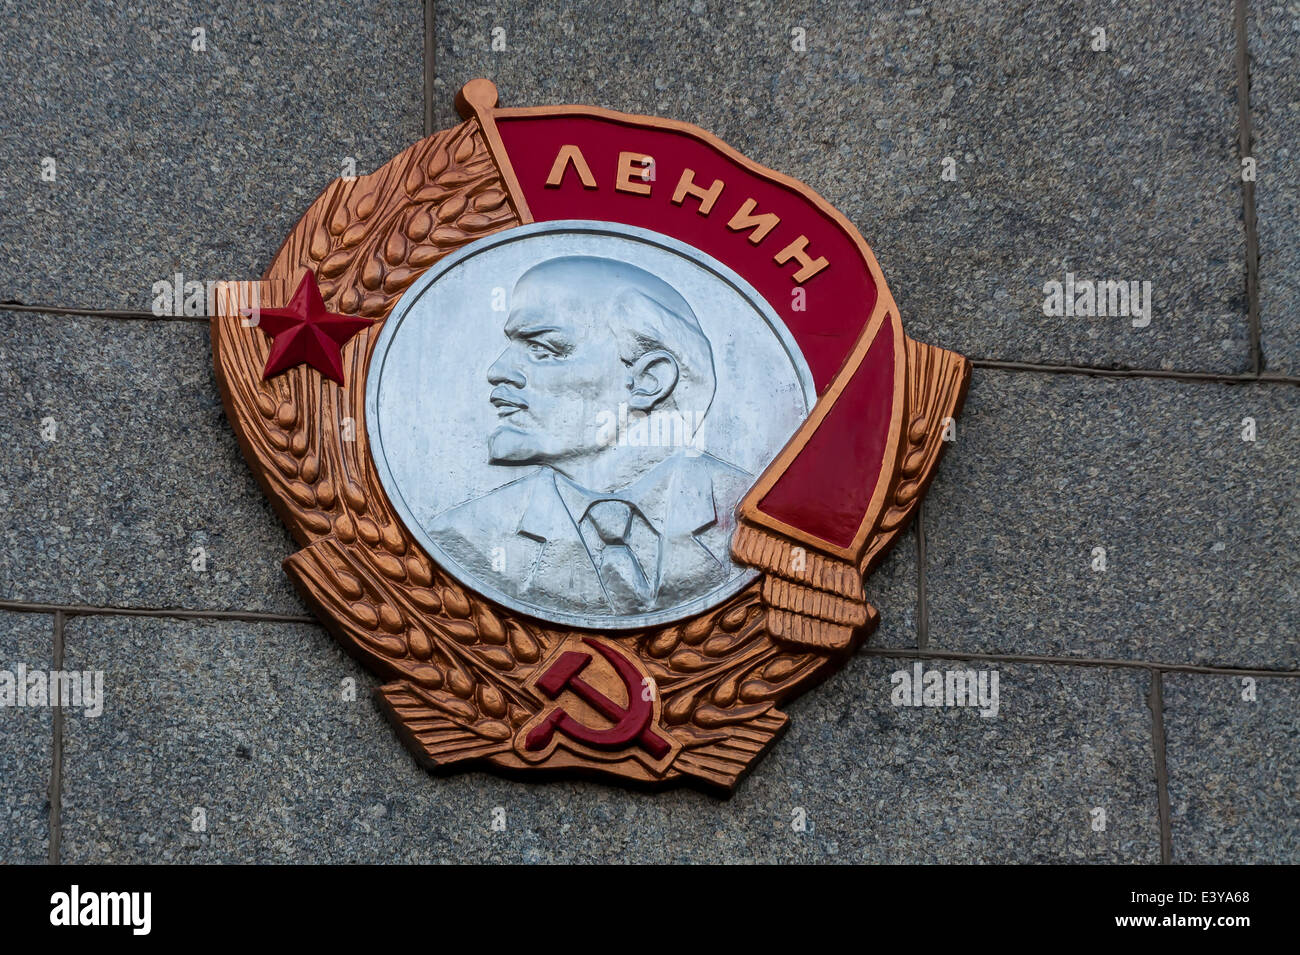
[366,220,814,629]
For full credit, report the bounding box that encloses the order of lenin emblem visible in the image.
[212,80,970,793]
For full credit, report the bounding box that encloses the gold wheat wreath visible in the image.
[211,80,969,793]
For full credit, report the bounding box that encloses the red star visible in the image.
[245,272,372,384]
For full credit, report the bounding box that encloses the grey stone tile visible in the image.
[61,616,408,863]
[772,654,1160,862]
[0,0,423,312]
[61,613,1156,862]
[0,311,304,613]
[0,611,52,863]
[437,0,1247,372]
[1164,672,1299,863]
[1251,1,1300,374]
[925,369,1299,668]
[865,524,918,648]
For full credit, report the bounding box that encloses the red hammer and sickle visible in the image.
[525,637,671,759]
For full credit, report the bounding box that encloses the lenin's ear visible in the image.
[627,349,679,412]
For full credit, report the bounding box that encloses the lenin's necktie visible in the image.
[583,499,653,612]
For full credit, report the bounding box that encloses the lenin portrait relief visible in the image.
[429,256,754,618]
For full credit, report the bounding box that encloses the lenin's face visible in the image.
[485,273,628,466]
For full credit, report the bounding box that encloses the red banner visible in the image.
[495,109,903,557]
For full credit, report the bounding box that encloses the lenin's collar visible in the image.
[516,455,719,542]
[514,468,575,543]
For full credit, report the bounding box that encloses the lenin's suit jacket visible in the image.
[427,451,754,617]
